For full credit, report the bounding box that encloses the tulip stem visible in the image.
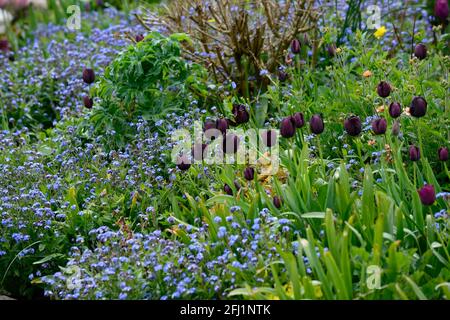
[355,138,364,169]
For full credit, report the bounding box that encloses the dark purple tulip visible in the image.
[372,117,387,135]
[278,71,288,82]
[392,120,401,136]
[327,44,336,57]
[0,39,9,52]
[280,117,296,138]
[414,44,427,60]
[291,39,301,54]
[435,0,449,21]
[410,96,427,118]
[310,114,324,134]
[176,155,191,171]
[344,116,362,136]
[438,147,449,161]
[244,167,255,181]
[224,184,233,196]
[389,102,402,118]
[291,112,305,128]
[418,184,436,206]
[223,134,239,154]
[82,68,95,84]
[377,81,391,98]
[232,104,250,124]
[261,129,277,147]
[191,143,207,161]
[234,179,241,191]
[83,96,93,109]
[216,118,228,134]
[204,121,216,132]
[273,196,282,209]
[135,34,144,42]
[409,145,420,161]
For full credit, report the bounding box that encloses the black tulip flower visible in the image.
[234,179,241,191]
[82,68,95,84]
[224,184,233,196]
[372,117,387,135]
[261,130,277,148]
[310,114,324,135]
[344,116,362,136]
[278,71,288,82]
[273,196,282,209]
[414,44,427,60]
[377,81,391,98]
[176,154,191,171]
[191,143,207,161]
[418,184,436,206]
[409,145,420,161]
[216,118,228,134]
[232,104,250,125]
[244,167,255,181]
[410,96,427,118]
[392,120,401,136]
[204,121,216,132]
[291,39,301,54]
[291,112,305,128]
[389,102,402,118]
[327,44,336,57]
[435,0,449,21]
[135,34,144,42]
[83,96,93,109]
[223,134,239,154]
[438,147,449,161]
[280,117,296,138]
[0,39,9,52]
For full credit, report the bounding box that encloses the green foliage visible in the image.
[88,32,211,147]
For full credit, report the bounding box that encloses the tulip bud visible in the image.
[291,39,301,54]
[176,155,191,171]
[280,117,296,138]
[191,143,207,161]
[223,134,239,154]
[82,68,95,84]
[392,120,401,136]
[224,184,233,196]
[135,34,144,42]
[204,121,216,132]
[273,196,282,209]
[291,112,305,128]
[232,104,250,124]
[278,71,288,82]
[0,39,9,52]
[327,44,336,57]
[414,43,427,60]
[244,167,255,181]
[418,184,436,206]
[215,118,228,134]
[438,147,449,161]
[409,145,420,161]
[389,102,402,118]
[261,129,277,148]
[234,179,241,191]
[310,114,324,135]
[344,116,362,136]
[372,117,387,135]
[377,81,391,98]
[410,96,427,118]
[83,96,93,109]
[435,0,449,21]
